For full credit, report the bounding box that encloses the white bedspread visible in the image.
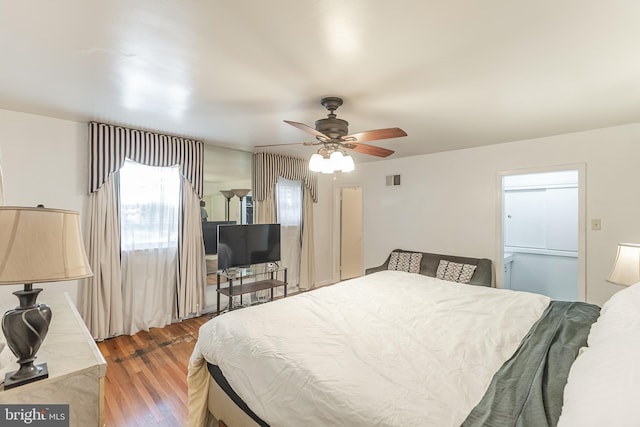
[188,270,550,427]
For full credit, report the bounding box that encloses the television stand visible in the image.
[216,266,288,313]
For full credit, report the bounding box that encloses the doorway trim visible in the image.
[332,184,364,283]
[495,163,587,301]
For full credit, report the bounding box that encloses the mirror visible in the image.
[202,144,252,282]
[202,144,252,224]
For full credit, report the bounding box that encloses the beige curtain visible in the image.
[177,176,206,318]
[81,122,205,340]
[253,189,278,301]
[79,174,123,340]
[120,161,181,335]
[252,153,316,290]
[254,189,276,224]
[299,186,315,290]
[252,152,317,203]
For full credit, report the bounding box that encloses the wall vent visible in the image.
[386,175,401,186]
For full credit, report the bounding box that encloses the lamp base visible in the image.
[3,362,48,390]
[1,284,52,390]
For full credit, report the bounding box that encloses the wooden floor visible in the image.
[98,314,214,427]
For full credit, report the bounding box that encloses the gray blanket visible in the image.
[462,301,600,427]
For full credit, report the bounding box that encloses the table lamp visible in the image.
[0,206,92,389]
[606,243,640,286]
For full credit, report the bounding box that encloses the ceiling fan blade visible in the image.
[254,142,306,148]
[349,143,395,158]
[284,120,330,140]
[255,141,321,148]
[344,127,407,143]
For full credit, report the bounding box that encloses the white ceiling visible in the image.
[1,1,640,166]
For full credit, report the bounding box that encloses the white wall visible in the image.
[328,122,640,306]
[312,174,335,286]
[0,109,89,306]
[4,107,639,307]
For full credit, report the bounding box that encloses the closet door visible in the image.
[504,189,547,249]
[545,188,579,252]
[504,187,578,251]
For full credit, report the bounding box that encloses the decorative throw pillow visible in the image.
[388,251,422,274]
[436,260,477,284]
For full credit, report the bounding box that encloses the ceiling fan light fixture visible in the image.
[308,153,324,172]
[341,155,355,173]
[310,148,356,174]
[321,157,334,174]
[329,150,344,163]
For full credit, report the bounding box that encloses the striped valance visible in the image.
[89,122,204,198]
[252,152,318,202]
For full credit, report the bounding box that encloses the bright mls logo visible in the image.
[0,405,69,426]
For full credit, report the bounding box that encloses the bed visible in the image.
[188,249,639,427]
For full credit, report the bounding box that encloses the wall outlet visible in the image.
[591,219,601,230]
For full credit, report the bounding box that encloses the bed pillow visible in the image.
[557,283,640,427]
[388,251,422,274]
[435,260,477,283]
[586,282,640,346]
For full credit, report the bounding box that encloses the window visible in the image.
[243,195,254,225]
[119,159,181,250]
[276,179,302,227]
[276,178,303,288]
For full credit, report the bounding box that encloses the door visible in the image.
[501,169,584,301]
[340,187,363,280]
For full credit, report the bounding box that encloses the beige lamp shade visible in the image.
[231,189,251,199]
[220,190,235,199]
[0,206,93,285]
[606,243,640,286]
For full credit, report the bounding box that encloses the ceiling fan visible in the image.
[257,97,407,173]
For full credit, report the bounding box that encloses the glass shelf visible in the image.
[216,264,282,280]
[215,265,288,313]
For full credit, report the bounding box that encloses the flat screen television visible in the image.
[217,223,281,269]
[202,221,236,254]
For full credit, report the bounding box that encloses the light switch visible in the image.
[591,219,601,230]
